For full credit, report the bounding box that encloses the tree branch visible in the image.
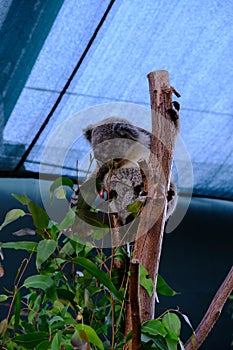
[185,266,233,350]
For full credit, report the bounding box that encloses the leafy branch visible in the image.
[0,182,184,350]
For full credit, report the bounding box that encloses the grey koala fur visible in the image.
[82,114,179,225]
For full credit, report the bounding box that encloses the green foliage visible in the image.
[0,177,190,349]
[141,313,187,350]
[0,209,26,230]
[49,176,74,203]
[139,264,154,297]
[0,241,38,252]
[156,275,179,297]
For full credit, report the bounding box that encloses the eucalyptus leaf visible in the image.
[23,275,54,291]
[162,313,181,338]
[76,209,108,228]
[55,187,67,200]
[0,209,26,230]
[50,177,74,203]
[157,275,178,296]
[139,264,153,297]
[165,337,178,350]
[127,200,143,216]
[12,193,30,205]
[36,239,57,269]
[75,324,104,350]
[141,319,167,338]
[57,208,76,231]
[12,332,49,349]
[149,336,168,350]
[0,294,8,302]
[0,319,8,335]
[72,257,123,300]
[28,201,49,229]
[36,341,50,350]
[1,241,38,252]
[51,330,62,350]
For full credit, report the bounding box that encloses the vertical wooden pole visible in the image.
[129,259,141,349]
[133,70,178,323]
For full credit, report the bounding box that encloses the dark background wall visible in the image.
[0,178,232,349]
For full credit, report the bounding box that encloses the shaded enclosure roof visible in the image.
[0,0,233,200]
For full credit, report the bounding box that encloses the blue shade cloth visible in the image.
[1,0,233,200]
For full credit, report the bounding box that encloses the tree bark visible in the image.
[133,70,178,323]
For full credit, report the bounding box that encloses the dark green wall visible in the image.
[0,178,232,349]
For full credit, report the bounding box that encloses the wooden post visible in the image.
[133,70,178,323]
[129,259,141,350]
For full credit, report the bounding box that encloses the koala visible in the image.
[78,106,179,226]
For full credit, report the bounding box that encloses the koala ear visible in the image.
[114,122,139,141]
[83,125,93,143]
[114,122,151,148]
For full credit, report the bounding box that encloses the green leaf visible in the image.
[45,284,58,303]
[0,319,8,335]
[1,241,38,252]
[12,193,30,205]
[151,336,170,350]
[50,177,74,203]
[0,209,26,230]
[36,239,57,269]
[114,247,127,264]
[55,187,67,200]
[76,209,108,228]
[23,275,54,291]
[51,330,62,350]
[57,208,76,231]
[57,288,77,310]
[28,201,49,229]
[139,264,153,297]
[72,257,123,300]
[165,337,178,350]
[11,194,50,230]
[141,319,167,338]
[127,200,143,216]
[157,275,178,296]
[59,241,75,258]
[12,332,49,349]
[13,289,21,332]
[75,324,104,350]
[0,294,8,302]
[162,313,181,338]
[36,341,50,350]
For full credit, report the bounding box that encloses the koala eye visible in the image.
[103,140,110,146]
[114,123,139,141]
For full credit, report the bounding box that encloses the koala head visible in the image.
[83,117,151,163]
